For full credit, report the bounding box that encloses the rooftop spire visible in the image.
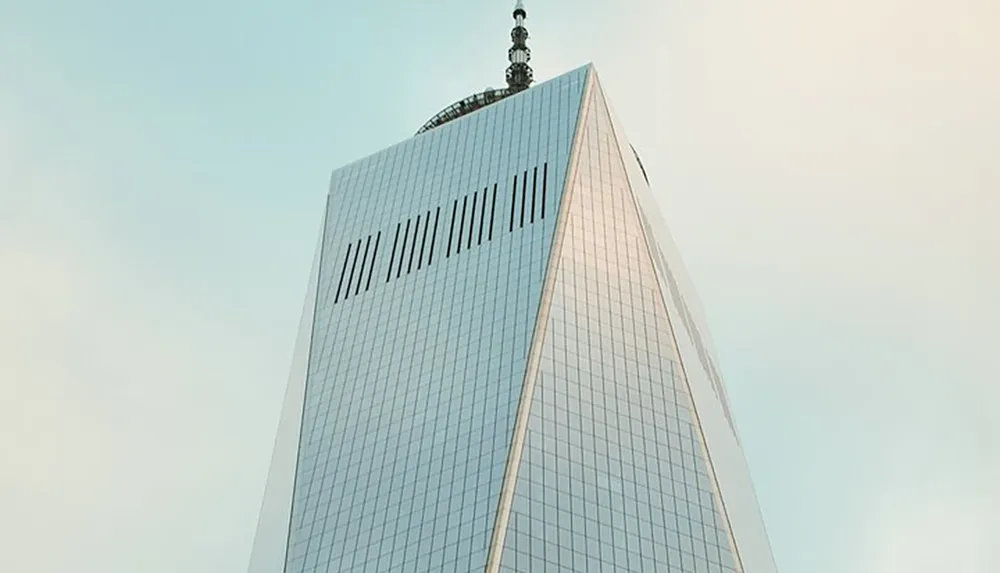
[506,0,533,92]
[414,1,537,134]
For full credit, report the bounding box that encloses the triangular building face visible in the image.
[248,65,777,573]
[491,70,777,573]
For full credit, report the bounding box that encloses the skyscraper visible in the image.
[248,3,777,572]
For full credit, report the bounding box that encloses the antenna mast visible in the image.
[506,0,533,92]
[415,1,537,134]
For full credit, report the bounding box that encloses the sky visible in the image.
[1,0,998,572]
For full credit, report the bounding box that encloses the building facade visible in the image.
[247,9,777,573]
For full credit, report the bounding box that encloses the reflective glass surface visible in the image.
[248,235,321,573]
[606,82,779,573]
[498,75,740,573]
[266,64,778,573]
[282,66,589,573]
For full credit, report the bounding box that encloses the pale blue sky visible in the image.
[2,1,998,572]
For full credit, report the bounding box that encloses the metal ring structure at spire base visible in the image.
[415,88,513,135]
[415,2,534,135]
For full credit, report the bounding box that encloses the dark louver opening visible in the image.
[331,161,551,305]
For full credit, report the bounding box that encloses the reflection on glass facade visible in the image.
[251,64,777,573]
[497,75,741,573]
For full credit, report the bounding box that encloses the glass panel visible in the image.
[281,66,589,573]
[499,74,741,573]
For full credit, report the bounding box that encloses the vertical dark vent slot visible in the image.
[530,166,538,223]
[467,191,477,250]
[417,209,431,270]
[519,169,528,228]
[343,238,362,300]
[446,199,458,258]
[365,231,381,291]
[456,195,468,254]
[508,174,518,232]
[488,183,498,241]
[428,206,441,265]
[478,186,488,245]
[397,218,411,279]
[354,235,372,296]
[334,242,353,304]
[541,162,548,219]
[386,223,401,283]
[407,215,421,274]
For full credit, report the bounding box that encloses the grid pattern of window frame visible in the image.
[497,76,741,573]
[282,67,589,573]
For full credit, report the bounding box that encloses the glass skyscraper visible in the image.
[248,5,777,573]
